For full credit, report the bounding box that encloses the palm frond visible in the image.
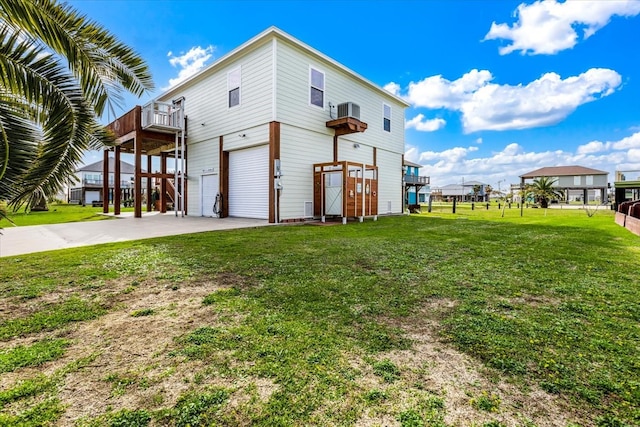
[0,0,154,117]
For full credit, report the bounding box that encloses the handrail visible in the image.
[141,100,183,130]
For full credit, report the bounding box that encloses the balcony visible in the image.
[82,179,134,188]
[405,175,430,185]
[142,101,183,133]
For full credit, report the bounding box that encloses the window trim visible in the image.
[309,66,325,109]
[227,66,242,109]
[383,103,391,132]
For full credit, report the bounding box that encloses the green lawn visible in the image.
[0,203,134,227]
[0,209,638,426]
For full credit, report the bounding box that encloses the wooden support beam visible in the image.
[102,149,109,213]
[134,133,142,218]
[114,146,121,215]
[161,152,167,213]
[146,155,152,212]
[269,121,281,223]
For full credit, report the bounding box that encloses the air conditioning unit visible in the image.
[337,102,360,120]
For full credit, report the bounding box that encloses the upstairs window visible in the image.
[228,67,241,108]
[586,175,594,185]
[383,103,391,132]
[310,67,324,108]
[574,175,581,186]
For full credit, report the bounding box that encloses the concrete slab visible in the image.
[0,213,270,257]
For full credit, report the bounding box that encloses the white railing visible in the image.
[141,101,182,130]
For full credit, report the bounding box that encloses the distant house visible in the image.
[403,160,430,207]
[69,158,140,205]
[433,180,488,202]
[519,165,608,203]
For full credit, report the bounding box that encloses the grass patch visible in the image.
[0,209,638,424]
[0,339,69,373]
[0,203,134,227]
[0,296,105,340]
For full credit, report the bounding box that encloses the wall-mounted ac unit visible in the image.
[337,102,360,120]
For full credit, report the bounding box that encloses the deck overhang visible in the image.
[326,117,368,136]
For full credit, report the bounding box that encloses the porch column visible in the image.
[269,121,281,223]
[161,152,167,213]
[102,149,109,213]
[146,155,152,212]
[114,146,121,215]
[134,134,142,218]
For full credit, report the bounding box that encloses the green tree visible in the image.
[472,184,482,202]
[525,176,564,208]
[0,0,153,208]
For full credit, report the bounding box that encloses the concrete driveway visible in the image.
[0,212,271,257]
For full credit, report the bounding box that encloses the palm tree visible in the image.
[525,176,564,208]
[0,0,154,208]
[472,184,482,202]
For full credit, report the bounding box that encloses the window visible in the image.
[228,67,241,108]
[574,175,581,186]
[309,67,324,108]
[383,103,391,132]
[586,175,593,185]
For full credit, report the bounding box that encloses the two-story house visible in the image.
[105,27,409,222]
[69,158,139,205]
[403,160,430,208]
[520,165,608,203]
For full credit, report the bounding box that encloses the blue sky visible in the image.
[71,0,640,190]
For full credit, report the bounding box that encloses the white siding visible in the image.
[275,40,405,156]
[158,41,274,143]
[279,124,333,220]
[376,148,403,214]
[187,138,219,215]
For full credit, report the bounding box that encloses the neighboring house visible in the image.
[105,27,409,222]
[69,158,138,205]
[433,180,488,202]
[403,160,430,206]
[613,169,640,209]
[519,165,609,203]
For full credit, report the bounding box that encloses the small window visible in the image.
[586,175,593,185]
[228,67,241,108]
[574,175,581,186]
[310,67,324,108]
[383,103,391,132]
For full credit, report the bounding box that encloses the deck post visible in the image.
[102,149,109,213]
[114,146,121,215]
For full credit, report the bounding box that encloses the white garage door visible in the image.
[229,145,269,219]
[201,174,219,217]
[85,190,100,204]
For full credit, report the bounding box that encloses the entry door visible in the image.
[324,172,342,215]
[201,174,219,217]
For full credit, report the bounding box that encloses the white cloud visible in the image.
[409,131,640,189]
[383,82,401,96]
[485,0,640,55]
[405,114,446,132]
[164,45,215,90]
[576,131,640,154]
[475,138,483,144]
[397,68,621,133]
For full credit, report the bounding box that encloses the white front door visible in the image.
[201,174,219,217]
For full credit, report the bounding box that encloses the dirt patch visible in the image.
[0,276,274,426]
[351,299,587,426]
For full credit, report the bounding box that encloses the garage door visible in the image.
[85,190,100,204]
[229,145,269,219]
[201,174,219,217]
